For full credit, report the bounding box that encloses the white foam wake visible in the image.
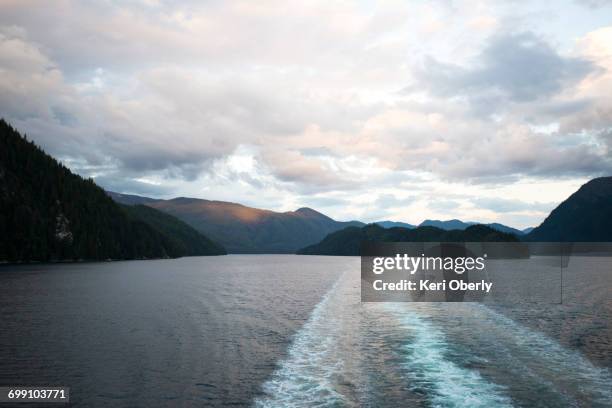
[385,303,514,408]
[253,274,612,408]
[253,274,356,408]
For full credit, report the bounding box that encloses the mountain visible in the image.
[419,219,526,236]
[122,205,226,256]
[522,227,534,234]
[419,219,477,230]
[0,119,225,262]
[374,220,416,229]
[298,224,519,256]
[527,177,612,241]
[107,191,158,206]
[110,194,364,253]
[486,222,525,236]
[109,191,531,252]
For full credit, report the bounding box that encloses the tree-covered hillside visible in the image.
[297,224,518,256]
[123,204,226,256]
[0,119,225,262]
[527,177,612,242]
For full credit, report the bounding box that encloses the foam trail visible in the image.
[254,274,356,408]
[254,274,612,407]
[385,303,514,408]
[474,304,612,404]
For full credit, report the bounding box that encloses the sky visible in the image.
[1,0,612,228]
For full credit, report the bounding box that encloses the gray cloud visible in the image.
[412,32,594,104]
[433,133,612,181]
[92,175,176,197]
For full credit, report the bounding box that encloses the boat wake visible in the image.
[254,271,612,407]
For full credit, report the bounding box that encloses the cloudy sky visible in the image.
[2,0,612,228]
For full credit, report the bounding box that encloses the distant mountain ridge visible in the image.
[374,221,416,229]
[6,115,611,260]
[486,223,527,236]
[110,193,364,253]
[107,191,158,206]
[300,177,612,255]
[110,191,536,252]
[419,219,528,236]
[298,224,519,256]
[419,219,477,230]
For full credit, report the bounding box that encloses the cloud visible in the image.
[374,194,415,209]
[1,1,612,229]
[575,0,612,8]
[93,174,175,197]
[299,195,349,208]
[0,28,65,120]
[411,31,594,104]
[471,197,556,213]
[428,200,462,212]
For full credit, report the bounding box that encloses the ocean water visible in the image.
[1,255,611,407]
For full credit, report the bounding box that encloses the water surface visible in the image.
[1,255,611,407]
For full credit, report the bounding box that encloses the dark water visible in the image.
[0,256,344,407]
[1,255,611,407]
